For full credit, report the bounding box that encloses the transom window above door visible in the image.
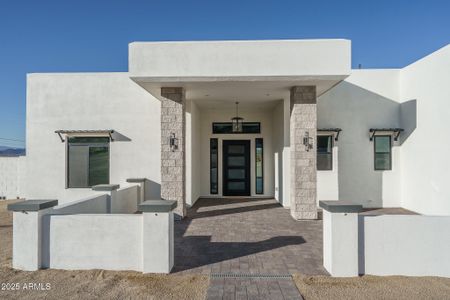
[212,122,261,134]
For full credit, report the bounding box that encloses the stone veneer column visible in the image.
[290,86,318,220]
[160,87,186,218]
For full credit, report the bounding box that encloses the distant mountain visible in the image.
[0,146,25,157]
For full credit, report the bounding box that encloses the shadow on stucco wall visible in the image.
[318,82,416,208]
[399,99,417,145]
[144,179,161,200]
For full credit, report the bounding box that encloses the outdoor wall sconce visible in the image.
[169,133,178,152]
[303,131,313,152]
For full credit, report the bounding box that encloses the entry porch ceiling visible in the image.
[129,39,351,102]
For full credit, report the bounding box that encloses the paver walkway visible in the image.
[173,198,327,299]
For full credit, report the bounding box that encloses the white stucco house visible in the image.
[18,39,449,216]
[5,39,450,276]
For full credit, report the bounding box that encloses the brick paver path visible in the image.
[173,198,327,299]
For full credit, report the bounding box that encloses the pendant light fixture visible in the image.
[231,101,243,133]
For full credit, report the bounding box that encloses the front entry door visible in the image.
[223,140,251,196]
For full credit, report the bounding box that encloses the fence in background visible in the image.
[0,156,25,199]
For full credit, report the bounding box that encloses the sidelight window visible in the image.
[210,138,218,194]
[255,138,264,194]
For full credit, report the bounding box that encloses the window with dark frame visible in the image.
[374,135,392,170]
[317,135,333,170]
[67,137,110,188]
[212,122,261,134]
[210,138,218,194]
[255,138,264,194]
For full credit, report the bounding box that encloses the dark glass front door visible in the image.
[223,140,250,196]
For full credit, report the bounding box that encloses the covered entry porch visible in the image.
[129,39,351,220]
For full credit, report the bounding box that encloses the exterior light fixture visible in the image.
[303,131,313,152]
[231,101,244,133]
[169,133,178,152]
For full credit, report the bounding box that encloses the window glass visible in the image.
[255,138,264,194]
[68,137,109,188]
[317,135,333,170]
[374,136,391,170]
[212,122,261,134]
[210,139,218,194]
[375,136,390,152]
[89,147,109,186]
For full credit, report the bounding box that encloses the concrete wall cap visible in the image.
[138,200,177,213]
[126,178,147,183]
[319,200,363,213]
[7,199,58,211]
[92,184,120,191]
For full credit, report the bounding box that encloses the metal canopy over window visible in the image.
[318,128,342,141]
[369,128,403,141]
[55,130,115,142]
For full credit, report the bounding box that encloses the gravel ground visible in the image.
[294,274,450,300]
[0,200,209,300]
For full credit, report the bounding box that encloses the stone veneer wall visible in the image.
[290,86,318,220]
[160,87,186,218]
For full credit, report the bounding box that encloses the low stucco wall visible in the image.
[51,194,109,214]
[44,214,143,271]
[323,209,450,277]
[0,156,25,199]
[112,185,139,214]
[361,215,450,277]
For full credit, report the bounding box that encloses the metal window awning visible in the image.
[369,128,404,141]
[318,128,342,141]
[55,130,115,142]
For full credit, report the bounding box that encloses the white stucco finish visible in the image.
[318,69,403,207]
[362,215,450,277]
[0,156,25,199]
[317,146,339,201]
[46,214,143,271]
[322,210,359,277]
[142,212,174,273]
[186,99,201,206]
[12,209,51,271]
[25,73,161,204]
[111,185,139,214]
[399,45,450,215]
[129,39,351,79]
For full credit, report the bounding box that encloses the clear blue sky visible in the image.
[0,0,449,148]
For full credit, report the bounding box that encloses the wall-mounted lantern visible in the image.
[231,101,244,133]
[169,133,178,152]
[303,131,313,152]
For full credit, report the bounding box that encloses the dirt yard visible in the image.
[294,274,450,300]
[0,200,209,300]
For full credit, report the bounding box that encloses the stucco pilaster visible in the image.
[290,86,318,220]
[160,87,186,218]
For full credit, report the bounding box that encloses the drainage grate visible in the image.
[210,273,292,279]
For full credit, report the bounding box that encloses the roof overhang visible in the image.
[128,39,351,101]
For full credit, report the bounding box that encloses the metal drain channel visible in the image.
[211,273,292,279]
